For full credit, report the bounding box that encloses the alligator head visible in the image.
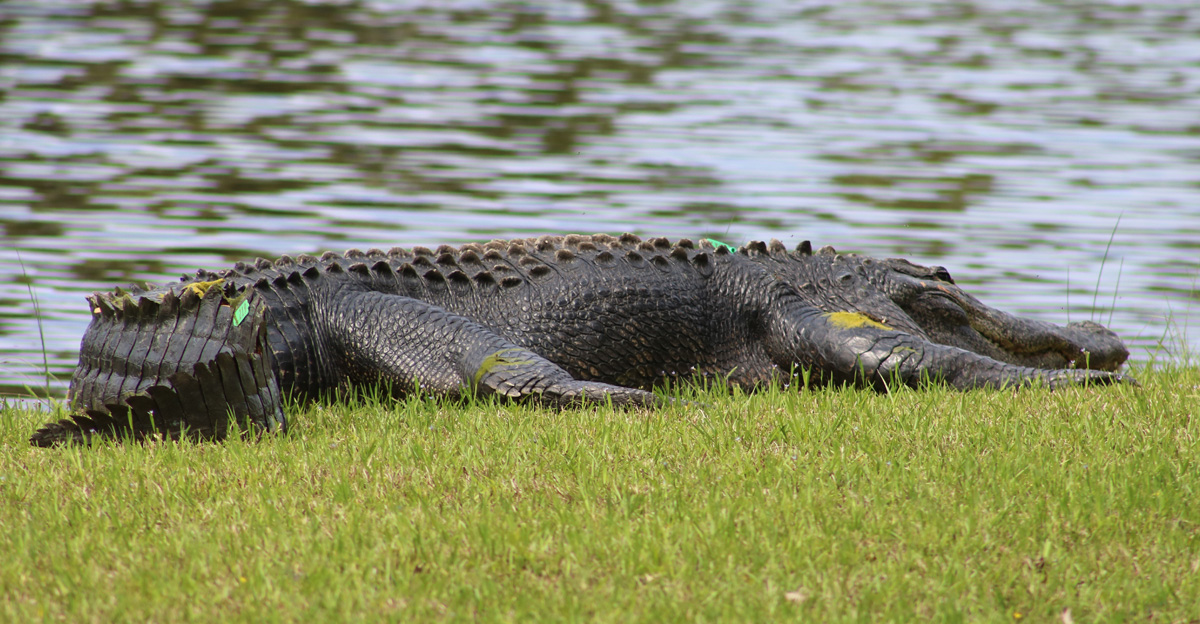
[878,258,1130,372]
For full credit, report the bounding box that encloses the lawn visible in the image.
[2,366,1197,622]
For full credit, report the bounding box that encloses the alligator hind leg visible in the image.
[327,290,660,407]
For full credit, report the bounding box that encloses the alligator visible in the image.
[30,234,1133,446]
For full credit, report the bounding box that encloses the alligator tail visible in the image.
[30,281,286,447]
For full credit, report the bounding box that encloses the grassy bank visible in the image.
[2,366,1197,622]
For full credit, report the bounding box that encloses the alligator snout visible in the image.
[1062,320,1130,371]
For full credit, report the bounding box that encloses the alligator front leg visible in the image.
[326,290,660,407]
[766,302,1133,391]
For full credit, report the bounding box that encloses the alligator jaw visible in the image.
[878,256,1126,373]
[917,287,1130,372]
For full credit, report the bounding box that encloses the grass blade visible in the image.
[1092,213,1123,321]
[15,250,51,398]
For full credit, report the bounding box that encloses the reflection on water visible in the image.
[1,0,1198,398]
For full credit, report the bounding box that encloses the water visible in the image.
[1,0,1198,399]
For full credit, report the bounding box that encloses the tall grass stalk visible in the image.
[15,250,50,398]
[1091,213,1122,321]
[1107,256,1124,328]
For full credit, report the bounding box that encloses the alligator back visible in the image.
[31,280,286,446]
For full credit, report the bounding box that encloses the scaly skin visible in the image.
[30,234,1133,446]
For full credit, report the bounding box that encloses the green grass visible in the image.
[2,367,1198,622]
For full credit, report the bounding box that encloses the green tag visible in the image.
[704,238,738,253]
[233,300,250,326]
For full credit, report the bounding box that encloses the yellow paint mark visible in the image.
[185,278,224,298]
[473,348,536,387]
[825,311,893,330]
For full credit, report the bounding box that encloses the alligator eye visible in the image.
[933,266,954,284]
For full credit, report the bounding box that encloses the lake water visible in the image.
[1,0,1198,399]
